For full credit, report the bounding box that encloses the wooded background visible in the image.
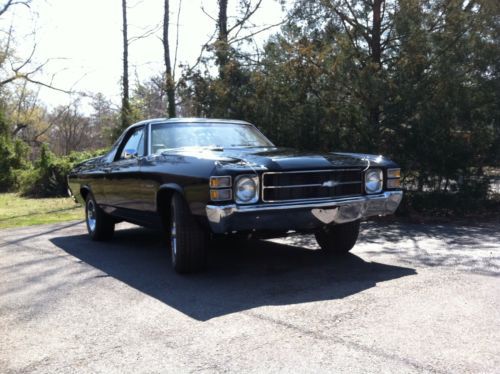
[0,0,499,214]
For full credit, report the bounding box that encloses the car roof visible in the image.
[132,117,253,127]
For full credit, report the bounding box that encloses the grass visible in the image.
[0,193,83,229]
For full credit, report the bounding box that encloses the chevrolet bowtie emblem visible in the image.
[322,180,339,188]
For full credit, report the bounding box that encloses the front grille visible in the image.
[262,169,363,202]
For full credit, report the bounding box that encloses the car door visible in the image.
[103,125,146,219]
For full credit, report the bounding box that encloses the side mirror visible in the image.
[123,148,137,159]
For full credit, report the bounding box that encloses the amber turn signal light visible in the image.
[210,189,232,201]
[387,179,401,189]
[387,168,401,179]
[209,176,232,188]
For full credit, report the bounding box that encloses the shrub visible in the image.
[0,135,30,192]
[397,189,497,218]
[17,145,107,198]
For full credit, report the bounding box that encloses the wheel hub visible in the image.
[171,216,177,263]
[87,200,97,232]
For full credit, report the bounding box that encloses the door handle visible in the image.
[102,167,112,173]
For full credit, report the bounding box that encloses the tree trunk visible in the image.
[216,0,229,79]
[121,0,130,129]
[371,0,382,67]
[368,0,383,132]
[163,0,176,118]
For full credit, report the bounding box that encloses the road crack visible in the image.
[244,310,451,374]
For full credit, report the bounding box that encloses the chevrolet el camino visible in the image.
[68,118,403,273]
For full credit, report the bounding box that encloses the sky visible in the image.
[3,0,285,111]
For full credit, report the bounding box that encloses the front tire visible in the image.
[85,193,115,241]
[169,192,208,273]
[315,220,360,255]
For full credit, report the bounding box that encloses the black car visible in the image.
[68,118,403,273]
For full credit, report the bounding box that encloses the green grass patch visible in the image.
[0,193,83,229]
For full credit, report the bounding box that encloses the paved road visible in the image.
[1,220,499,373]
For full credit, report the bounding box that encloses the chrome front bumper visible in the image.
[205,191,403,234]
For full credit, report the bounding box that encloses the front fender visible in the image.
[158,183,184,196]
[156,182,209,217]
[155,183,184,218]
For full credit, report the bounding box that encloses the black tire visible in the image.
[85,193,115,241]
[169,192,208,273]
[314,220,360,255]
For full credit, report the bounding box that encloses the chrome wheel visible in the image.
[84,193,114,241]
[168,192,207,273]
[170,209,177,264]
[86,199,97,233]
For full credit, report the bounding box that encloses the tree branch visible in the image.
[128,23,162,44]
[176,27,218,88]
[228,0,263,34]
[200,3,217,22]
[229,20,286,44]
[173,0,182,80]
[0,0,30,17]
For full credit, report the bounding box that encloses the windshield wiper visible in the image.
[206,145,224,151]
[160,145,224,155]
[231,144,270,148]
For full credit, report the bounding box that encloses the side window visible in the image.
[119,127,145,160]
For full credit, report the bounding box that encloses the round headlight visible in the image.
[235,175,259,204]
[365,169,383,194]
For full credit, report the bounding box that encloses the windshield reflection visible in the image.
[151,123,274,154]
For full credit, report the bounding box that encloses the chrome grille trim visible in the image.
[263,181,362,189]
[261,169,363,203]
[262,168,361,175]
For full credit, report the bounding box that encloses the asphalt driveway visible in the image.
[1,220,499,373]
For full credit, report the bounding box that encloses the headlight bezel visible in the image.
[209,175,232,202]
[364,168,383,194]
[386,168,401,189]
[234,174,259,204]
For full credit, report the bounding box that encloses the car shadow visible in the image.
[50,227,416,321]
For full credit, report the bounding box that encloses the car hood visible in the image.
[173,147,395,172]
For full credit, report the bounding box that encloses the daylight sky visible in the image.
[3,0,285,111]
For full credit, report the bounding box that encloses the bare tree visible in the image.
[211,0,285,73]
[186,0,278,79]
[90,93,119,147]
[319,0,391,128]
[49,101,91,155]
[121,0,131,129]
[0,0,31,18]
[5,80,52,147]
[0,8,73,94]
[216,0,229,79]
[133,76,166,119]
[163,0,176,118]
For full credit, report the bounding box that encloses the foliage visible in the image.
[0,136,29,191]
[178,0,500,202]
[131,76,166,119]
[0,107,30,191]
[90,93,121,146]
[0,0,499,218]
[17,145,107,198]
[397,190,500,218]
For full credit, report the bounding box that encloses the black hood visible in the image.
[143,146,399,178]
[203,147,396,171]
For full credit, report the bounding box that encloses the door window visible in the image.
[119,127,145,160]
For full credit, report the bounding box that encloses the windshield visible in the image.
[150,122,274,154]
